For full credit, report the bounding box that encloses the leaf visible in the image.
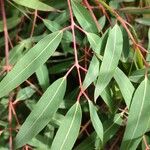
[0,16,21,32]
[135,18,150,26]
[114,68,135,108]
[88,100,103,142]
[146,28,150,61]
[16,86,35,101]
[51,102,82,150]
[0,31,63,98]
[12,0,57,11]
[86,32,102,54]
[36,64,49,91]
[121,77,150,149]
[83,56,99,90]
[119,7,150,14]
[15,77,66,149]
[129,68,150,83]
[94,24,123,101]
[71,0,98,33]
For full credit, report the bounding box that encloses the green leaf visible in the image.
[83,56,99,90]
[71,0,98,33]
[12,0,57,11]
[51,102,82,150]
[86,32,102,54]
[36,64,49,91]
[121,77,150,149]
[146,28,150,61]
[119,7,150,14]
[135,18,150,26]
[129,68,150,83]
[15,77,66,148]
[16,86,35,101]
[88,100,103,142]
[0,16,21,32]
[114,68,135,108]
[94,24,123,101]
[0,31,63,98]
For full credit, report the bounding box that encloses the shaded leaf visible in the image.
[0,16,21,32]
[15,77,66,148]
[51,102,82,150]
[94,24,123,101]
[135,18,150,26]
[0,31,63,98]
[36,64,49,91]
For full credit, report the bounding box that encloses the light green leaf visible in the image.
[71,0,98,33]
[15,77,66,148]
[16,86,35,101]
[12,0,57,11]
[114,68,135,108]
[86,32,102,54]
[83,56,99,90]
[0,16,21,32]
[51,102,82,150]
[88,100,103,142]
[94,24,123,101]
[135,18,150,26]
[0,31,63,98]
[36,64,49,91]
[121,77,150,149]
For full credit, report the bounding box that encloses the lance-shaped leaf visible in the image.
[51,102,82,150]
[88,100,103,142]
[86,32,102,54]
[71,0,98,33]
[12,0,57,11]
[0,31,63,98]
[94,24,123,101]
[121,77,150,149]
[15,77,66,149]
[36,64,49,91]
[114,68,135,108]
[83,56,99,90]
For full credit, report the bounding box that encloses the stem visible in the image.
[0,0,10,72]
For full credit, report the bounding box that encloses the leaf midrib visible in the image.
[16,77,65,146]
[59,102,79,150]
[0,31,61,95]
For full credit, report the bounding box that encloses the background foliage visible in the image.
[0,0,150,149]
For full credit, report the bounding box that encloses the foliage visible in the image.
[0,0,150,149]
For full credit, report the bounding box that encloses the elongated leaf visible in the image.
[16,86,35,101]
[71,0,98,33]
[146,28,150,61]
[0,31,63,98]
[51,102,82,150]
[94,24,123,101]
[114,68,135,108]
[12,0,57,11]
[86,32,102,54]
[0,16,21,32]
[15,77,66,148]
[88,100,103,142]
[36,64,49,91]
[83,56,99,90]
[119,7,150,14]
[135,18,150,26]
[121,77,150,149]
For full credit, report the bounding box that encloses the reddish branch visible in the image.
[0,0,10,72]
